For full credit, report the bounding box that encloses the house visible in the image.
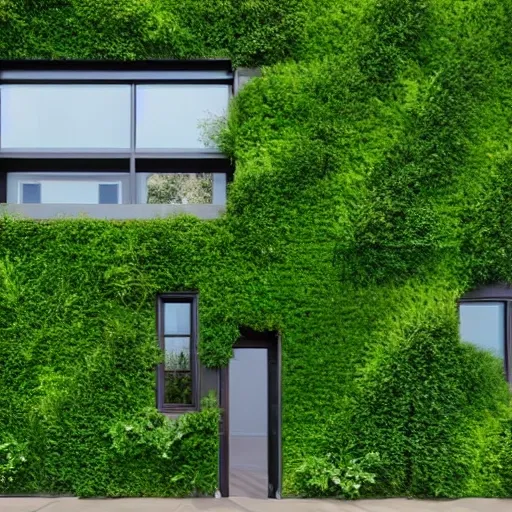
[1,25,512,500]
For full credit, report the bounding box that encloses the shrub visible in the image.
[0,440,27,486]
[292,452,380,498]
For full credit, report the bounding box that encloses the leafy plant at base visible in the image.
[292,452,380,498]
[0,440,27,488]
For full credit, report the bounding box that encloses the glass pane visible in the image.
[212,173,227,206]
[147,174,213,204]
[136,84,229,149]
[164,336,192,405]
[99,184,119,204]
[30,180,123,204]
[459,302,505,360]
[164,337,190,370]
[22,183,41,204]
[164,303,191,335]
[1,84,131,149]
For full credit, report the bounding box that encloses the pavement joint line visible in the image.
[30,500,59,512]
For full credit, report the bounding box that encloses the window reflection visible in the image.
[147,173,213,204]
[164,336,192,405]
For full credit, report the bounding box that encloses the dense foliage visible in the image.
[1,0,512,499]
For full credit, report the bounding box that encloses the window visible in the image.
[136,84,229,149]
[157,293,198,412]
[136,172,227,205]
[0,61,234,210]
[21,183,41,204]
[459,284,512,381]
[98,184,120,204]
[459,303,505,360]
[11,174,126,204]
[1,84,131,149]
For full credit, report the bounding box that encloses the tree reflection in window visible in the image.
[164,341,192,404]
[147,173,213,204]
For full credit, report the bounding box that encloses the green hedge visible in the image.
[0,217,225,496]
[2,0,512,499]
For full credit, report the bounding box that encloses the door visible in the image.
[229,348,268,497]
[219,329,281,498]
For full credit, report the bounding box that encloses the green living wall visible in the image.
[2,0,512,499]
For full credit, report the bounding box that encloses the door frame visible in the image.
[218,328,281,498]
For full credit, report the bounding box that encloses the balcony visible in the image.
[0,203,224,220]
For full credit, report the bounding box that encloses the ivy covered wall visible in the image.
[2,0,512,499]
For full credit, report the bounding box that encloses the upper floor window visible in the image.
[156,293,198,412]
[135,84,229,150]
[0,60,234,209]
[1,83,229,151]
[459,284,511,381]
[1,84,131,150]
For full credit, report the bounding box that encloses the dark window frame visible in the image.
[459,284,512,382]
[156,292,199,413]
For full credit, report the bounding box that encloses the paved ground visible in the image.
[1,497,512,512]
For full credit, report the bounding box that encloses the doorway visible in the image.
[219,329,281,499]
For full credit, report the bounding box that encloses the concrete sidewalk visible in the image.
[1,497,512,512]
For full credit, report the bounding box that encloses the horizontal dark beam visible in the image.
[135,158,234,174]
[0,151,131,160]
[462,284,512,300]
[0,59,233,73]
[0,157,234,174]
[0,78,233,85]
[1,158,130,173]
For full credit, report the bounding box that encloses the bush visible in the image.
[292,452,380,498]
[0,440,27,487]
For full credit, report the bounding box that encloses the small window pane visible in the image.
[165,337,190,369]
[22,183,41,204]
[34,180,120,204]
[164,303,191,335]
[147,173,213,204]
[1,84,131,149]
[164,336,192,405]
[136,84,229,149]
[99,184,119,204]
[459,302,505,360]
